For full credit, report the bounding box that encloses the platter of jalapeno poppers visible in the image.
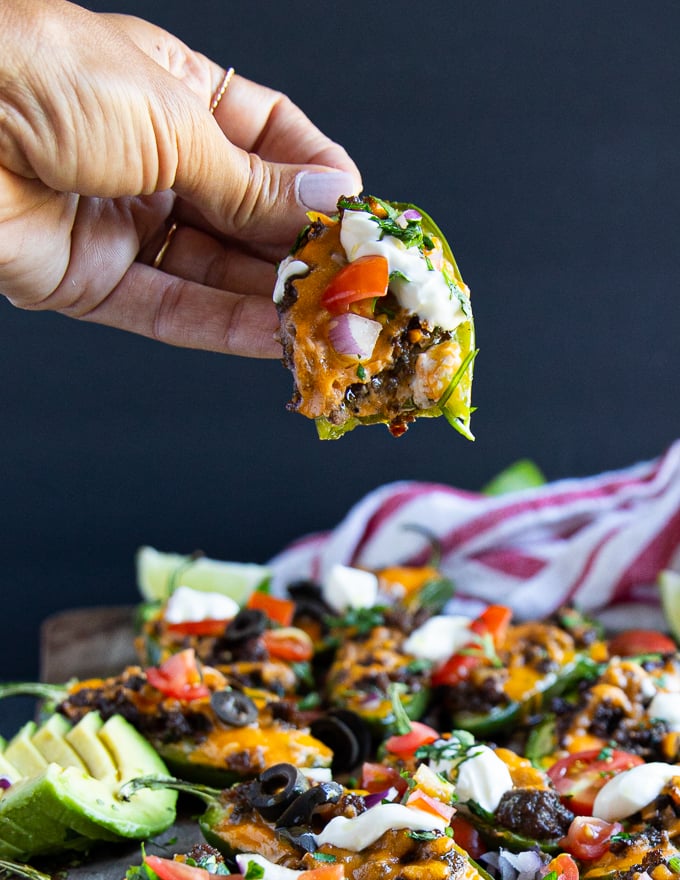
[3,546,680,880]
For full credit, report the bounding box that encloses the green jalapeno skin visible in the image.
[449,655,600,737]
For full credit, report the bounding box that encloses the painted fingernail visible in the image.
[295,171,359,212]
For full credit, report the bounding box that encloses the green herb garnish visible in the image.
[325,606,386,634]
[388,682,413,735]
[245,861,265,880]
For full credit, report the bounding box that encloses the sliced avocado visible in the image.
[0,713,177,860]
[0,748,20,784]
[66,712,117,781]
[0,775,94,856]
[32,715,88,771]
[4,722,49,777]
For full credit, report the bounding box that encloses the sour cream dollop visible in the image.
[339,210,465,332]
[313,803,447,851]
[164,585,239,624]
[592,762,680,822]
[273,257,310,304]
[403,615,473,666]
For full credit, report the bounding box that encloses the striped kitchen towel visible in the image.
[270,441,680,622]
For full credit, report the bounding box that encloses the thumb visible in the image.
[173,136,360,246]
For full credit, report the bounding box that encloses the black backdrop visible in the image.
[2,0,680,733]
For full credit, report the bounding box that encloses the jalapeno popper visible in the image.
[274,196,475,439]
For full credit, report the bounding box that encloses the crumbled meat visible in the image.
[495,788,574,839]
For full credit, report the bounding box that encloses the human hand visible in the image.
[0,0,362,356]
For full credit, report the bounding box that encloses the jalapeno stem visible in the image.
[0,682,68,702]
[0,858,52,880]
[119,774,222,806]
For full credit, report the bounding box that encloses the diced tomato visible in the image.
[544,853,579,880]
[320,255,389,314]
[145,649,210,701]
[406,789,455,822]
[144,855,214,880]
[470,604,512,645]
[450,815,486,860]
[165,618,230,637]
[300,863,345,880]
[431,604,512,688]
[247,591,295,627]
[560,816,623,861]
[547,748,645,815]
[261,627,313,662]
[360,762,410,797]
[431,652,481,687]
[607,629,676,657]
[384,721,439,757]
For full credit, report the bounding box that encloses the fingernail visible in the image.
[295,171,359,212]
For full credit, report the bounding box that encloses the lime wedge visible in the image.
[481,459,546,496]
[659,569,680,639]
[135,546,271,605]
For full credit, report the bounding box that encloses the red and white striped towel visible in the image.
[270,441,680,625]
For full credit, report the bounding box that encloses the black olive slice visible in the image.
[310,715,360,774]
[287,580,324,600]
[210,689,258,726]
[328,710,371,763]
[248,763,310,821]
[223,609,267,645]
[277,826,318,852]
[275,781,344,829]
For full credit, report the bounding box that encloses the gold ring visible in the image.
[152,221,178,270]
[152,67,234,270]
[210,66,235,115]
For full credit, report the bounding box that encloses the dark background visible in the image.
[2,0,680,735]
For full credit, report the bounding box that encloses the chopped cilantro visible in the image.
[312,853,337,863]
[356,363,367,381]
[245,861,265,880]
[325,606,386,634]
[404,658,434,675]
[389,269,410,282]
[610,832,632,843]
[298,691,321,710]
[290,661,315,688]
[415,730,476,763]
[407,830,438,841]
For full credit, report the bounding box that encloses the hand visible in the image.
[0,0,361,356]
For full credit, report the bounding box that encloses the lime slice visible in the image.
[135,546,271,605]
[659,569,680,639]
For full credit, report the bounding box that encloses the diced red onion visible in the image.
[0,776,12,790]
[328,313,382,359]
[498,849,545,880]
[364,786,400,808]
[402,209,422,221]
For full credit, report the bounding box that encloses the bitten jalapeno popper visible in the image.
[274,196,476,439]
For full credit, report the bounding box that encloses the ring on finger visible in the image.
[210,66,235,115]
[152,221,178,270]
